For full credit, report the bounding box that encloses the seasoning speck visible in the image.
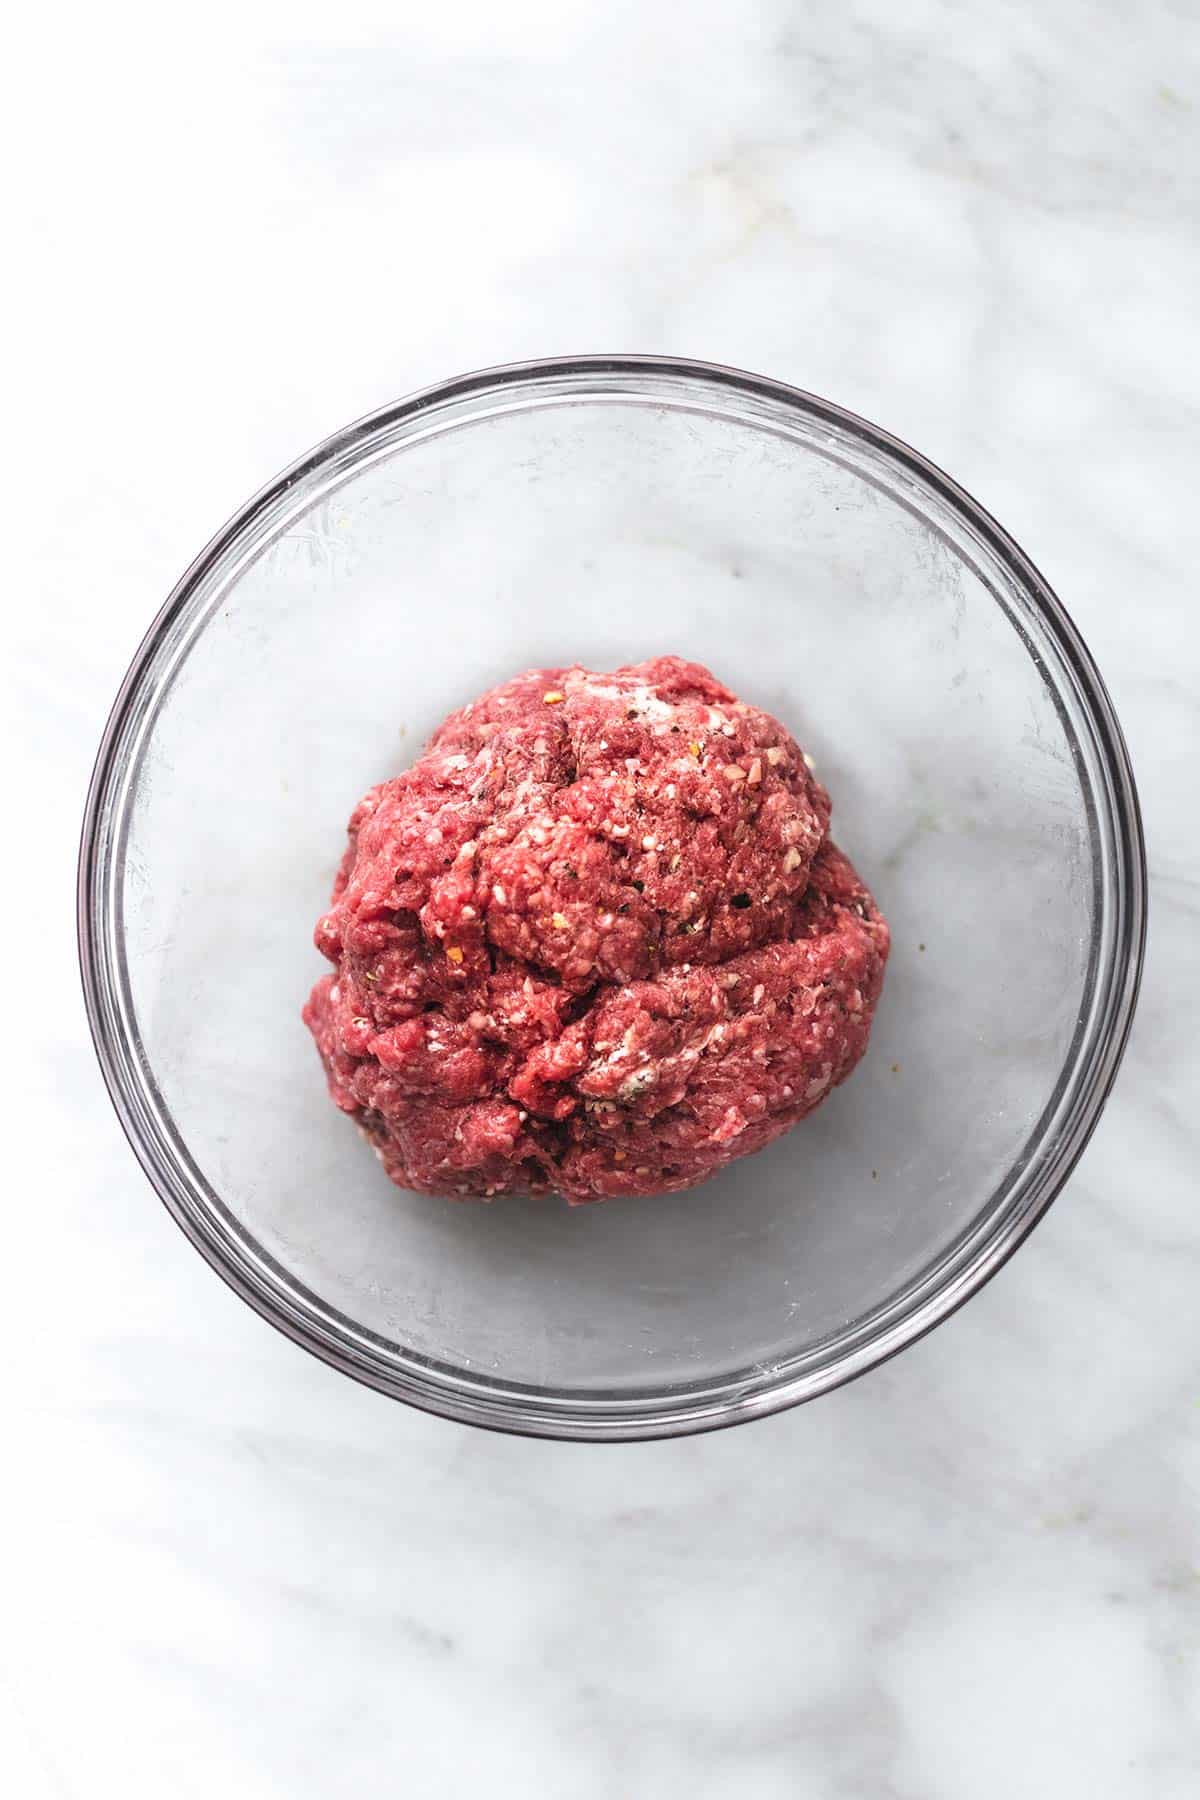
[446,946,464,965]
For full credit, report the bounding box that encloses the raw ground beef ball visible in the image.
[303,656,889,1202]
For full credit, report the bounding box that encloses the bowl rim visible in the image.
[77,353,1148,1441]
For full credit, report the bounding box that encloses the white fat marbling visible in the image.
[7,2,1198,1794]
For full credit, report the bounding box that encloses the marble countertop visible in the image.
[9,3,1198,1794]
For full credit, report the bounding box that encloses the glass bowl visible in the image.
[78,356,1146,1440]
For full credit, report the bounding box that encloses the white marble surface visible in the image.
[8,2,1199,1794]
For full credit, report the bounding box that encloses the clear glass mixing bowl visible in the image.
[78,357,1146,1439]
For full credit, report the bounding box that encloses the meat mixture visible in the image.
[304,656,889,1202]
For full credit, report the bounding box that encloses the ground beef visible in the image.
[303,656,889,1202]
